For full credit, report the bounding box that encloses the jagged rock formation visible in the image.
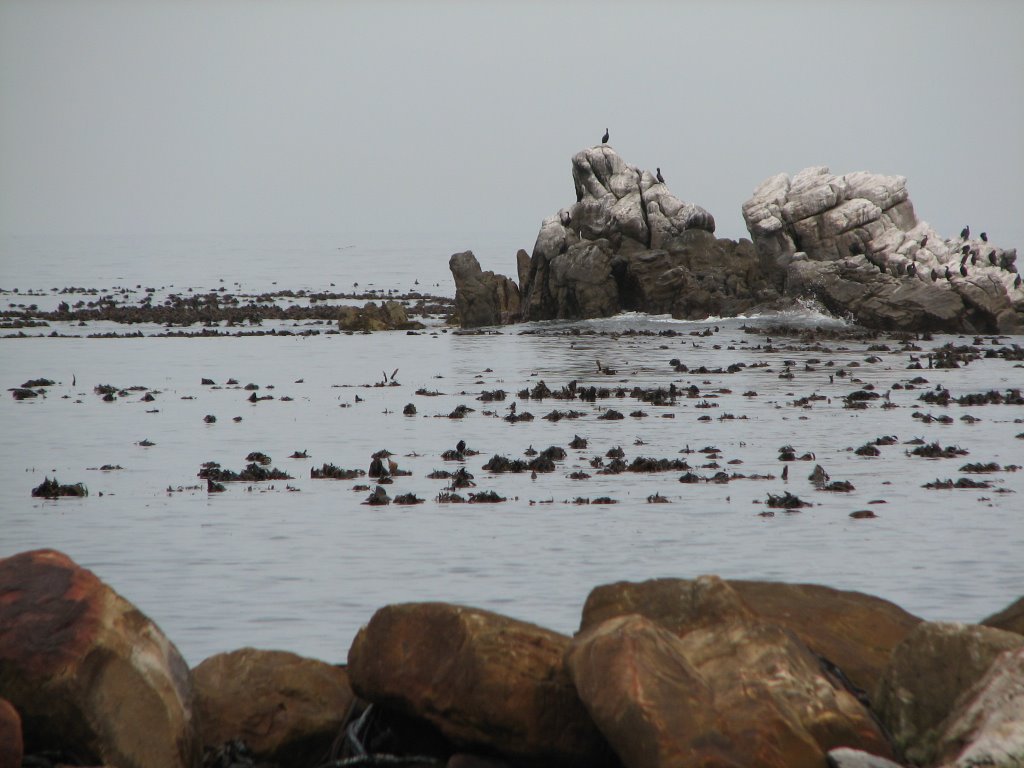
[450,148,1023,332]
[452,145,783,325]
[743,166,1024,332]
[449,251,522,327]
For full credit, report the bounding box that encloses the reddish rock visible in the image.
[347,602,615,768]
[580,576,920,693]
[933,646,1024,767]
[0,698,22,768]
[874,621,1024,765]
[193,648,354,766]
[568,579,893,768]
[981,594,1024,636]
[0,549,199,768]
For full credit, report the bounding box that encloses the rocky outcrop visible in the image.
[193,648,354,766]
[347,602,616,768]
[873,621,1024,765]
[0,698,22,768]
[338,300,424,332]
[567,580,893,768]
[580,576,921,694]
[827,747,905,768]
[0,549,199,768]
[452,148,1021,332]
[982,594,1024,636]
[449,251,522,327]
[451,145,784,327]
[932,646,1024,768]
[743,166,1024,332]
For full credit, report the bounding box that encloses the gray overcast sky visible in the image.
[1,0,1022,248]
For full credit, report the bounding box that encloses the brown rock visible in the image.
[0,549,198,768]
[338,300,424,332]
[193,648,354,766]
[580,576,920,694]
[449,251,521,327]
[569,590,892,768]
[347,602,615,768]
[981,594,1024,636]
[873,621,1024,765]
[933,646,1024,768]
[0,698,22,768]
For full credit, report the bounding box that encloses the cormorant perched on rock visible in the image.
[907,262,917,277]
[921,235,928,248]
[931,268,939,282]
[989,251,998,266]
[960,264,968,277]
[456,439,466,454]
[1015,274,1022,289]
[601,128,609,144]
[961,225,970,240]
[961,244,971,256]
[980,232,988,242]
[656,167,665,183]
[945,266,953,279]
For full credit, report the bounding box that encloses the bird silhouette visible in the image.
[961,225,970,240]
[980,232,988,242]
[656,168,665,183]
[601,128,609,144]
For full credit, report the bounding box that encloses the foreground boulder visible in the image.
[0,698,22,768]
[347,602,616,768]
[981,594,1024,636]
[0,549,199,768]
[193,648,354,766]
[932,646,1024,768]
[873,621,1024,765]
[580,576,920,694]
[449,251,522,327]
[568,606,892,768]
[743,166,1023,332]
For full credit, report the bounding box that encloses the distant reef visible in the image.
[451,145,1023,333]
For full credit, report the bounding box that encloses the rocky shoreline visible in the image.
[1,549,1022,768]
[451,146,1023,334]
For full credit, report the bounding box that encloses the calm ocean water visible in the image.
[2,233,1023,666]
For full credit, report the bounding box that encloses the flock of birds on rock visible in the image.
[596,128,1020,291]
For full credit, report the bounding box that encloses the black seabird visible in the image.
[980,232,988,242]
[945,267,952,279]
[961,225,970,240]
[601,128,609,144]
[989,251,998,266]
[962,244,971,255]
[921,235,929,248]
[456,439,466,453]
[1015,275,1022,289]
[931,268,938,282]
[656,168,665,183]
[907,263,917,277]
[960,264,968,277]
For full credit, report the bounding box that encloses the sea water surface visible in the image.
[2,233,1023,666]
